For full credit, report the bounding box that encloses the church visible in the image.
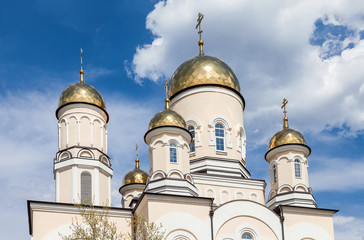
[27,14,337,240]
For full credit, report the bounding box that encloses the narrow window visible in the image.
[169,143,177,163]
[273,165,277,183]
[81,171,92,204]
[188,125,196,153]
[242,233,253,239]
[215,123,225,151]
[295,159,301,178]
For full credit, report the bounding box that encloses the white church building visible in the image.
[27,17,337,240]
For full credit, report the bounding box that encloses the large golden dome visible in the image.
[148,99,187,131]
[168,55,241,98]
[268,118,308,151]
[58,82,106,110]
[123,159,148,186]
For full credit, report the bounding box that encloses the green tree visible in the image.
[127,216,165,240]
[59,203,165,240]
[59,203,123,240]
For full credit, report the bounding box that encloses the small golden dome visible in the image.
[58,82,106,110]
[268,118,307,151]
[123,159,148,186]
[168,55,241,98]
[148,99,187,131]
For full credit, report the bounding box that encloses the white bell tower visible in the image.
[54,50,112,206]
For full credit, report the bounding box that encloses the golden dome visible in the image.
[268,118,307,151]
[58,82,106,110]
[168,55,241,98]
[123,159,148,186]
[148,99,187,131]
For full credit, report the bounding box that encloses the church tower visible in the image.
[144,85,197,196]
[54,50,112,206]
[168,14,249,179]
[265,99,316,209]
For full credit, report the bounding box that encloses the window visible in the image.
[215,123,225,151]
[242,233,253,239]
[273,165,277,183]
[188,125,195,153]
[169,143,177,163]
[81,171,92,204]
[294,159,301,178]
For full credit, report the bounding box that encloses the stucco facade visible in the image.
[27,34,337,240]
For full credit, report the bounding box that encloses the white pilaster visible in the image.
[94,167,100,205]
[55,171,60,202]
[108,176,111,206]
[72,165,78,203]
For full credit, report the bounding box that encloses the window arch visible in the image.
[242,233,253,239]
[215,123,225,151]
[188,125,195,153]
[169,143,177,163]
[81,171,92,204]
[294,159,301,178]
[272,165,277,183]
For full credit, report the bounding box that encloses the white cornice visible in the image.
[145,127,191,144]
[29,202,132,218]
[192,174,266,190]
[266,144,311,160]
[170,86,244,109]
[54,158,113,175]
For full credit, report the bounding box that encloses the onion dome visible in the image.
[58,80,106,110]
[56,49,107,120]
[123,157,148,186]
[168,55,241,99]
[148,99,188,131]
[268,118,307,151]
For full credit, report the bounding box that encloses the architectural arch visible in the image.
[58,151,71,161]
[167,169,184,179]
[278,184,293,194]
[294,183,309,192]
[78,149,94,159]
[213,200,281,239]
[150,170,166,181]
[234,191,244,200]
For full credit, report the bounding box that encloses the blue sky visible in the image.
[1,0,364,239]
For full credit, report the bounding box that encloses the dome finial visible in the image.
[135,143,140,169]
[164,77,170,109]
[196,12,204,56]
[79,48,85,84]
[281,98,289,129]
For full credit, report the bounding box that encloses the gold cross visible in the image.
[164,78,169,99]
[136,143,139,159]
[196,12,204,41]
[80,48,83,70]
[281,98,288,118]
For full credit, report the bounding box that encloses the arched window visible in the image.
[81,171,92,204]
[188,125,195,153]
[215,123,225,151]
[294,159,301,178]
[242,233,253,239]
[273,165,277,183]
[169,143,177,163]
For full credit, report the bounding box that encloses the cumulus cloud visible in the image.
[309,157,364,191]
[334,215,364,240]
[130,0,364,146]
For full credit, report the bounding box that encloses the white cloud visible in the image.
[334,215,364,240]
[309,157,364,191]
[130,0,364,146]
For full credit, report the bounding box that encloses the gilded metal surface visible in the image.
[58,82,106,110]
[168,55,241,98]
[122,162,148,186]
[268,127,307,150]
[148,108,187,130]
